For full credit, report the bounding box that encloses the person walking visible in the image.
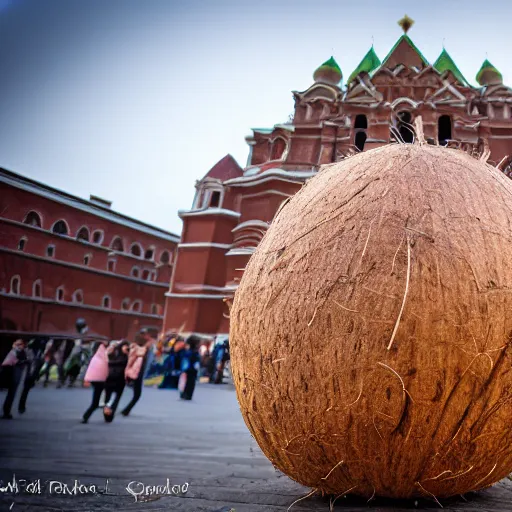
[120,331,153,417]
[81,340,109,423]
[103,340,129,422]
[159,335,186,389]
[1,339,30,419]
[178,335,201,401]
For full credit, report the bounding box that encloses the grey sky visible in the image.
[0,0,510,235]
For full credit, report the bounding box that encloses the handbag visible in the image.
[84,344,109,383]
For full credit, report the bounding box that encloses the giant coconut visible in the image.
[230,143,512,499]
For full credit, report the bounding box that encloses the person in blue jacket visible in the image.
[178,335,201,401]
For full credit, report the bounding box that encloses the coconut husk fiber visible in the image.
[230,143,512,500]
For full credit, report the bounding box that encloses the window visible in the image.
[102,295,111,309]
[76,226,90,242]
[10,275,21,295]
[160,250,171,265]
[92,230,104,244]
[72,289,84,304]
[52,220,69,236]
[270,137,286,160]
[131,266,140,278]
[110,236,124,252]
[355,132,367,152]
[131,300,142,313]
[121,298,130,311]
[142,269,151,280]
[23,211,42,228]
[56,286,64,302]
[144,248,155,260]
[83,253,92,266]
[438,115,452,146]
[151,304,159,315]
[130,243,143,258]
[33,279,42,298]
[46,245,55,258]
[209,191,221,208]
[354,114,368,129]
[107,259,116,272]
[397,111,414,143]
[17,237,27,251]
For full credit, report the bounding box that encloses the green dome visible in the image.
[347,46,381,84]
[433,48,468,86]
[313,56,342,85]
[476,59,503,86]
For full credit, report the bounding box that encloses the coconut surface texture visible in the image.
[230,144,512,500]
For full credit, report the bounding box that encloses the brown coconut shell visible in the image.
[230,143,512,500]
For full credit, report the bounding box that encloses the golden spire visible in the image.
[398,15,414,34]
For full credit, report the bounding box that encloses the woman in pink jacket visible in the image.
[81,340,109,423]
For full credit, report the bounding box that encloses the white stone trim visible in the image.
[72,289,84,304]
[178,242,232,250]
[391,97,419,110]
[232,220,270,233]
[225,247,255,257]
[165,292,227,300]
[178,208,241,219]
[174,284,232,293]
[242,189,292,200]
[224,168,315,187]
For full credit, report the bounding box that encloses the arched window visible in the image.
[83,253,92,266]
[121,298,130,311]
[52,220,69,236]
[56,286,65,302]
[355,132,367,152]
[397,111,414,143]
[131,266,140,278]
[102,295,111,309]
[17,237,27,251]
[270,137,287,160]
[110,236,124,252]
[23,211,42,228]
[107,259,116,272]
[438,115,452,146]
[144,247,155,260]
[76,226,90,242]
[160,250,171,265]
[10,275,21,295]
[354,114,368,129]
[209,191,221,208]
[130,243,143,258]
[142,269,151,280]
[131,300,142,313]
[46,245,55,258]
[92,230,104,244]
[33,279,42,298]
[72,289,84,304]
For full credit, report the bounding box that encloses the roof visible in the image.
[201,154,243,182]
[347,46,381,84]
[433,48,469,86]
[380,35,429,70]
[313,56,342,80]
[0,167,180,242]
[476,59,503,85]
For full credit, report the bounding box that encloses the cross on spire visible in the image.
[398,15,414,34]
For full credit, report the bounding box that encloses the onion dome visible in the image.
[476,59,503,86]
[433,48,468,86]
[347,46,381,84]
[313,56,342,85]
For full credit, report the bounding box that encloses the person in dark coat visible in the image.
[179,335,201,401]
[1,340,30,419]
[159,336,186,389]
[18,338,46,414]
[103,340,129,422]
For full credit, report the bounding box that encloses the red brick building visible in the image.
[164,20,512,337]
[0,167,179,340]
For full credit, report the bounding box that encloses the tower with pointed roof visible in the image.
[163,17,512,338]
